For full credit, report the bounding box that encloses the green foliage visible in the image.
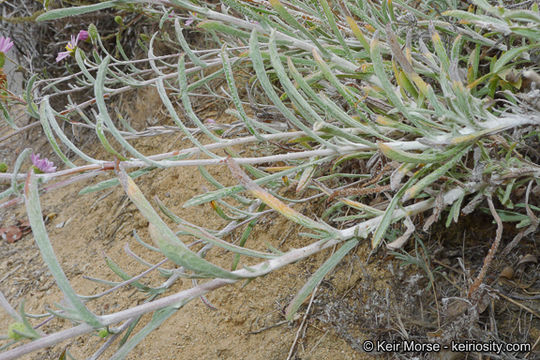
[1,0,539,358]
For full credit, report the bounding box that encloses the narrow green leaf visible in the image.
[442,10,510,34]
[176,221,276,259]
[110,307,178,360]
[0,101,16,129]
[43,97,101,164]
[504,9,540,23]
[318,0,350,56]
[429,24,450,73]
[74,49,95,83]
[378,143,468,164]
[95,115,128,161]
[95,57,163,168]
[209,200,243,221]
[104,255,159,293]
[197,165,251,205]
[197,21,251,40]
[268,0,329,57]
[493,44,540,74]
[446,193,464,227]
[345,16,370,52]
[221,46,263,140]
[11,149,31,196]
[79,167,155,195]
[184,159,327,207]
[403,147,469,201]
[371,166,431,248]
[117,168,242,280]
[17,301,40,340]
[226,158,336,235]
[177,55,222,143]
[174,19,208,68]
[36,1,120,21]
[250,29,335,148]
[285,238,358,320]
[24,171,102,328]
[25,74,40,118]
[232,204,265,271]
[118,315,142,347]
[39,100,75,168]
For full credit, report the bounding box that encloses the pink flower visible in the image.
[185,12,197,26]
[77,30,89,42]
[0,37,13,54]
[56,30,89,63]
[31,154,57,173]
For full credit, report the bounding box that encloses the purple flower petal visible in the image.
[185,13,196,26]
[0,37,14,54]
[56,51,71,63]
[69,35,77,48]
[56,30,89,64]
[77,30,89,43]
[31,154,57,173]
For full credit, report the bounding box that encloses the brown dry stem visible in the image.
[468,195,503,298]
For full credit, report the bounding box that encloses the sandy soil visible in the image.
[0,88,389,360]
[1,87,538,360]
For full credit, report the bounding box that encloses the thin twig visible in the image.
[0,264,22,284]
[0,291,21,322]
[286,285,318,360]
[0,122,41,143]
[248,320,288,334]
[81,258,168,300]
[525,332,540,359]
[87,318,137,360]
[492,289,540,319]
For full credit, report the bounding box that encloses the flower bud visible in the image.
[8,322,27,340]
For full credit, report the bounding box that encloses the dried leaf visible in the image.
[390,163,410,191]
[517,254,538,266]
[18,220,32,235]
[387,216,415,250]
[444,298,470,319]
[423,192,444,231]
[499,266,514,279]
[477,291,491,314]
[0,226,23,243]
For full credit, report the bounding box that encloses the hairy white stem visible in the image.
[3,112,537,184]
[0,138,424,183]
[0,183,476,360]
